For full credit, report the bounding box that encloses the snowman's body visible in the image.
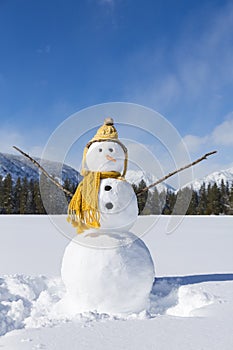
[99,178,138,231]
[61,138,155,315]
[61,231,154,315]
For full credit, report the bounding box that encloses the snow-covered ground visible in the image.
[0,215,233,349]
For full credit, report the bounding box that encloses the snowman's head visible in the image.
[85,140,126,173]
[82,118,128,176]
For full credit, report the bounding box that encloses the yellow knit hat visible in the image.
[88,117,118,142]
[82,118,128,177]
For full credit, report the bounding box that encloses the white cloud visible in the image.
[97,0,115,9]
[180,114,233,181]
[182,134,209,153]
[28,145,44,158]
[36,45,51,54]
[211,118,233,146]
[182,114,233,152]
[0,128,43,158]
[98,0,115,5]
[126,2,233,112]
[176,2,233,96]
[0,130,24,154]
[147,75,182,109]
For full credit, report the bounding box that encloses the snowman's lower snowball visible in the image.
[60,231,155,315]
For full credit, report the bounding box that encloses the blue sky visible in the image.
[0,0,233,183]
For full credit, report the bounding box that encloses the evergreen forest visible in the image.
[0,175,233,215]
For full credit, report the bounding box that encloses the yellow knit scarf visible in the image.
[67,171,122,234]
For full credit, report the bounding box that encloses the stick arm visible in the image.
[136,151,217,196]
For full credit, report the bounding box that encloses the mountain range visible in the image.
[125,170,175,193]
[0,153,232,192]
[183,167,233,191]
[0,153,82,186]
[0,153,173,192]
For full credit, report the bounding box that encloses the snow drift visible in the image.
[0,273,219,338]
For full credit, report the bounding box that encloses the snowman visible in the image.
[61,118,155,316]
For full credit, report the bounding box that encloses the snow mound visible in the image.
[0,274,218,337]
[166,285,214,317]
[60,231,155,315]
[0,275,64,336]
[149,278,215,317]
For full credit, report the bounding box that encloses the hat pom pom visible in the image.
[104,117,114,126]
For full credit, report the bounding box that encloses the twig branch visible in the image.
[136,151,217,196]
[13,146,217,199]
[13,146,73,197]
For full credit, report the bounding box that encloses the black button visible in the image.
[105,202,113,209]
[104,185,112,191]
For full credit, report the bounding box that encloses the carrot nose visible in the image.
[106,154,116,162]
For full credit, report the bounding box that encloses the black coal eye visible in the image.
[105,202,113,209]
[104,185,112,191]
[109,148,113,152]
[99,148,102,152]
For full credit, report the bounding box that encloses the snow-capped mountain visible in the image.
[183,167,233,192]
[125,170,175,193]
[0,153,174,192]
[0,153,82,185]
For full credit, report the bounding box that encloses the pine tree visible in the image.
[13,177,22,213]
[213,183,221,215]
[19,177,29,214]
[197,183,207,214]
[162,190,175,214]
[27,180,35,213]
[0,175,3,213]
[172,187,192,215]
[132,180,148,215]
[39,174,68,214]
[33,181,46,214]
[150,187,161,214]
[0,173,72,214]
[229,183,233,215]
[3,174,13,214]
[187,189,198,215]
[220,180,230,214]
[206,182,221,215]
[206,183,213,215]
[63,178,75,195]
